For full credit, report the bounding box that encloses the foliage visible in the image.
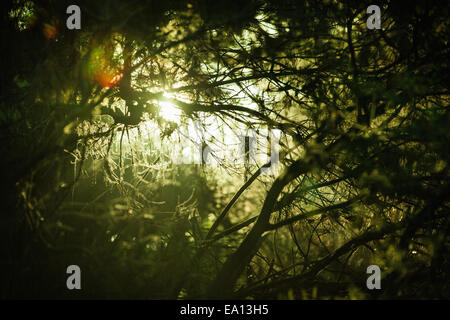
[0,0,449,299]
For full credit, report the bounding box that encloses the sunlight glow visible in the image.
[158,99,182,122]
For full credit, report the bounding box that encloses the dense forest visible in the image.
[1,0,449,299]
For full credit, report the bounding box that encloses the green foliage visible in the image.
[1,0,449,299]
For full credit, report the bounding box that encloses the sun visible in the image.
[156,92,183,123]
[158,99,182,123]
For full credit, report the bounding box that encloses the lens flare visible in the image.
[43,21,57,39]
[94,68,123,88]
[86,46,123,88]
